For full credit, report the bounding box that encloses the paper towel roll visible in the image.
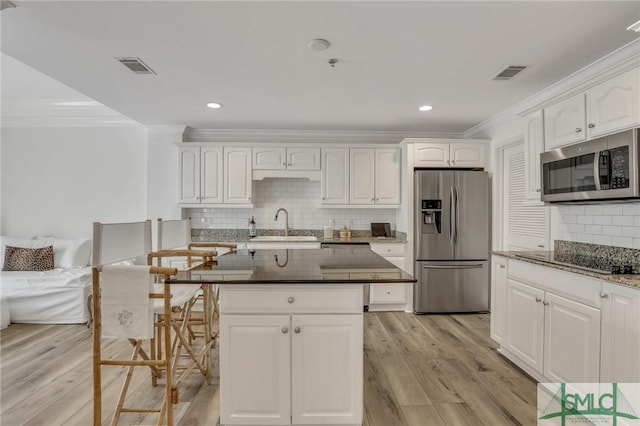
[323,225,333,239]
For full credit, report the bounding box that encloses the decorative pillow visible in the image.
[53,239,92,268]
[2,245,55,271]
[0,237,52,269]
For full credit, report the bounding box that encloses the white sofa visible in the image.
[0,237,92,327]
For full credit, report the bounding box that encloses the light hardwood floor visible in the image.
[0,313,538,425]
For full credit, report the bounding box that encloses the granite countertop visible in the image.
[191,229,407,244]
[168,246,416,285]
[493,251,640,289]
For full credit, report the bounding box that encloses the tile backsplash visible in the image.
[556,203,640,249]
[188,178,397,232]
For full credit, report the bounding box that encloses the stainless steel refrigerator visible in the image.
[414,170,490,313]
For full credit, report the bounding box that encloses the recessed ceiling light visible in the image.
[418,105,433,112]
[628,19,640,32]
[206,102,222,109]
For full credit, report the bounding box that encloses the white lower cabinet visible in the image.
[368,243,408,311]
[496,259,606,383]
[489,256,508,344]
[505,279,545,374]
[543,292,600,383]
[219,285,363,426]
[600,281,640,383]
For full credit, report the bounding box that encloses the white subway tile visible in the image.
[622,227,640,238]
[593,235,612,245]
[602,225,622,236]
[622,204,640,215]
[611,236,634,248]
[577,216,593,225]
[561,215,577,224]
[584,205,604,215]
[614,216,635,226]
[602,205,623,215]
[584,225,602,235]
[593,216,612,225]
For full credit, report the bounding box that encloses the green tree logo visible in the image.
[540,383,639,425]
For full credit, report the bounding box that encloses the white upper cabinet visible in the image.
[544,66,640,150]
[349,148,401,206]
[414,144,449,167]
[349,149,375,204]
[544,93,586,149]
[178,146,223,204]
[375,148,401,204]
[253,147,320,170]
[321,148,350,204]
[413,141,486,168]
[253,147,287,170]
[224,147,252,204]
[449,143,486,167]
[586,67,640,139]
[201,146,224,203]
[523,110,544,202]
[287,148,321,170]
[178,146,201,204]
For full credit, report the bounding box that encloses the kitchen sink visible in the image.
[250,236,318,242]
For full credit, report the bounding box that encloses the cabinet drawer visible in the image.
[370,243,406,257]
[508,259,602,308]
[369,283,406,304]
[220,284,363,314]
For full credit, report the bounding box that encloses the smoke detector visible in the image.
[308,39,330,51]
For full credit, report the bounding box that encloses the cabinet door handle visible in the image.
[542,301,549,306]
[288,163,292,166]
[288,297,295,303]
[535,297,542,303]
[281,326,289,334]
[452,160,456,165]
[575,127,582,133]
[537,245,545,248]
[499,264,506,269]
[588,123,595,129]
[536,188,541,192]
[282,162,286,166]
[294,327,301,334]
[600,292,609,299]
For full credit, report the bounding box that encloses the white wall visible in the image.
[1,125,148,238]
[146,127,183,216]
[189,178,398,232]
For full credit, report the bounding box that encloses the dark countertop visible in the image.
[168,247,416,284]
[493,251,640,289]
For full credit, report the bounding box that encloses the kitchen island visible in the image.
[168,247,415,426]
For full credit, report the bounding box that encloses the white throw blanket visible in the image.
[101,265,153,340]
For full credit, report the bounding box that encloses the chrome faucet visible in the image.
[274,208,289,236]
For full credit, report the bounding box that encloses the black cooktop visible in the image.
[513,251,638,275]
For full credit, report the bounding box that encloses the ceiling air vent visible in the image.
[493,65,527,81]
[115,57,156,75]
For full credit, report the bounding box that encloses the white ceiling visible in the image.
[1,1,639,134]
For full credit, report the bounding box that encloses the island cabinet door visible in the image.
[291,314,363,425]
[220,315,291,425]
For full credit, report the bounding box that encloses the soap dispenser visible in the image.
[249,216,257,238]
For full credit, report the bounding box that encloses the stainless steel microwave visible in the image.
[540,128,639,203]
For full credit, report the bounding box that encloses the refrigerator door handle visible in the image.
[454,186,459,245]
[449,186,455,246]
[422,264,484,269]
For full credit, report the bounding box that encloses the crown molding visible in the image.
[0,117,143,128]
[464,38,640,139]
[183,127,462,144]
[146,125,186,137]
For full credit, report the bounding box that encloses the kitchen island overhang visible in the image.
[166,247,415,426]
